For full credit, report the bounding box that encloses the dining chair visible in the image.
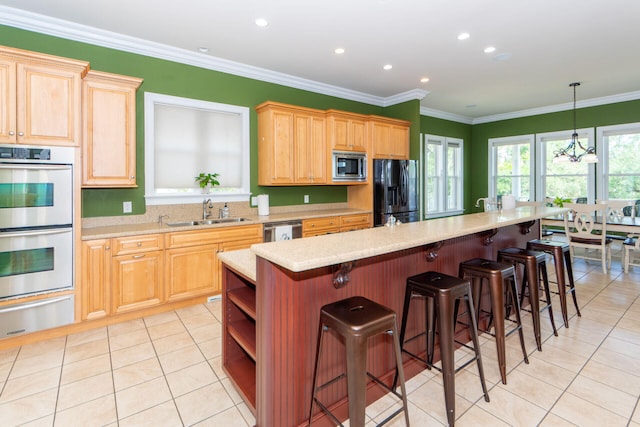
[596,199,635,222]
[623,233,640,273]
[563,202,612,274]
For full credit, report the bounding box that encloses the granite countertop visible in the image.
[249,206,567,273]
[81,208,370,240]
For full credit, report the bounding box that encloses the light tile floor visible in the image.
[1,245,639,426]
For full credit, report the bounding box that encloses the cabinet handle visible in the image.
[132,254,145,259]
[105,246,110,250]
[130,176,135,180]
[9,131,14,136]
[137,242,142,246]
[18,132,24,136]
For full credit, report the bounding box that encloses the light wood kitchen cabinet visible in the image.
[257,101,326,185]
[369,116,410,159]
[111,234,164,314]
[302,213,371,237]
[326,110,367,152]
[82,70,143,187]
[0,45,88,146]
[165,243,219,302]
[294,111,326,183]
[80,239,111,320]
[165,224,262,301]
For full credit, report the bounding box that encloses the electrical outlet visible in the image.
[123,201,132,213]
[304,195,309,203]
[251,196,258,206]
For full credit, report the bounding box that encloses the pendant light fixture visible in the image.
[553,82,598,163]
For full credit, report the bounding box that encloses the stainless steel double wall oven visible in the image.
[0,145,75,337]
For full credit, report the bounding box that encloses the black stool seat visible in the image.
[399,272,489,426]
[309,296,410,427]
[527,239,581,327]
[459,258,529,385]
[498,247,558,351]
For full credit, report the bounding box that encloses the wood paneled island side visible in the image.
[219,206,565,427]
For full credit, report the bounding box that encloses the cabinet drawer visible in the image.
[340,214,370,228]
[165,224,263,249]
[302,216,339,232]
[112,234,163,255]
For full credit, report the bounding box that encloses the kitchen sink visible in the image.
[167,218,250,227]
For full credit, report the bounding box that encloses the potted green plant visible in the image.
[195,172,220,193]
[552,196,572,207]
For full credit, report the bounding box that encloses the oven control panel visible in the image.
[0,147,51,161]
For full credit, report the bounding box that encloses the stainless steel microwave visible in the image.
[332,151,367,182]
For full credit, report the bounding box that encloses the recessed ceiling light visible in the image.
[484,46,496,53]
[334,47,345,55]
[383,64,393,70]
[198,47,209,53]
[255,18,268,27]
[420,77,430,83]
[493,52,512,61]
[457,32,470,40]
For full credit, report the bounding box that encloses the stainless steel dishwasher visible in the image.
[263,220,303,241]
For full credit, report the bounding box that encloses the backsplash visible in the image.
[82,202,348,228]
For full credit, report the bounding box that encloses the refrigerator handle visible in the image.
[400,163,408,205]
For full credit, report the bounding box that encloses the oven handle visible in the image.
[0,296,73,314]
[0,164,72,171]
[0,228,72,238]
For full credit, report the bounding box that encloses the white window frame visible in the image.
[488,134,535,201]
[596,122,640,201]
[144,92,251,205]
[535,128,596,203]
[421,134,464,218]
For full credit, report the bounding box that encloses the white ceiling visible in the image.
[1,0,639,122]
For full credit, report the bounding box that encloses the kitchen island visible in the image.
[219,206,565,427]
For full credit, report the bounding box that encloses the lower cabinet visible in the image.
[165,243,219,302]
[80,225,262,321]
[302,213,371,237]
[112,250,164,314]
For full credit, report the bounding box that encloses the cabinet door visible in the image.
[16,62,83,146]
[82,71,142,187]
[258,108,295,185]
[165,243,219,302]
[327,113,367,152]
[0,58,17,143]
[112,250,163,314]
[371,120,409,159]
[81,239,111,320]
[295,112,326,183]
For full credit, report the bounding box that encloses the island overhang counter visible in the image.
[219,206,566,427]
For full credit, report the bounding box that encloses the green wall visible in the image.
[470,99,640,211]
[0,25,419,217]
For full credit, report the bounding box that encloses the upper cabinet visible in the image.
[0,46,89,146]
[326,110,367,152]
[370,116,410,160]
[257,101,326,185]
[82,70,143,187]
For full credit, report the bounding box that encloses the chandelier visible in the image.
[553,82,598,163]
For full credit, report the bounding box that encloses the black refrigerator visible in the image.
[373,159,419,226]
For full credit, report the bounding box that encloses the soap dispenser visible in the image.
[221,202,230,218]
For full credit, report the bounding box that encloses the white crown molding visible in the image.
[471,90,640,125]
[383,89,429,107]
[0,5,420,108]
[419,107,474,124]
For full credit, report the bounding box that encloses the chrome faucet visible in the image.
[202,198,213,220]
[475,198,489,209]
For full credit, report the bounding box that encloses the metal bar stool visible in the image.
[458,258,529,385]
[498,247,558,351]
[526,239,581,328]
[308,296,410,427]
[397,271,489,427]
